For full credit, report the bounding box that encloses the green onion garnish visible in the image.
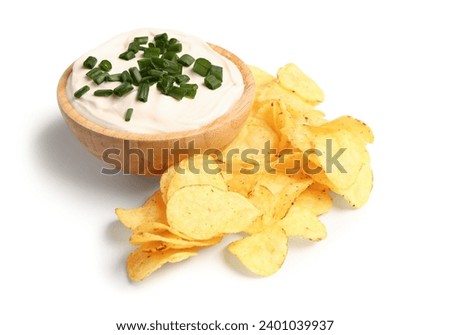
[128,42,140,53]
[162,51,179,61]
[156,75,175,95]
[74,85,90,98]
[125,108,133,121]
[94,89,114,97]
[93,71,108,85]
[193,58,212,77]
[106,73,122,82]
[114,82,134,97]
[99,60,112,72]
[167,42,182,53]
[179,83,198,99]
[143,47,161,58]
[121,70,132,83]
[209,65,223,81]
[175,74,190,84]
[134,36,149,45]
[119,50,136,60]
[83,56,97,69]
[177,54,195,67]
[86,67,102,79]
[129,67,142,85]
[168,86,188,101]
[204,74,222,90]
[137,82,150,102]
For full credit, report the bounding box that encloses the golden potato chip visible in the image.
[130,228,222,248]
[116,190,167,229]
[326,115,374,144]
[251,100,278,131]
[277,204,327,240]
[339,163,373,208]
[285,124,366,190]
[167,185,261,240]
[223,117,279,169]
[277,63,324,105]
[228,225,288,276]
[249,65,275,88]
[166,155,227,201]
[160,165,176,204]
[127,246,197,281]
[294,183,332,216]
[244,184,276,234]
[223,170,260,197]
[257,81,317,112]
[132,221,193,241]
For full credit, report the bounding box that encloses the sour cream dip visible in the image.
[67,28,244,134]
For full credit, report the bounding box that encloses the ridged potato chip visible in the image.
[228,225,288,276]
[167,185,261,240]
[127,246,197,281]
[277,63,324,105]
[115,191,167,229]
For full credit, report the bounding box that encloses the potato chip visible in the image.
[249,65,275,88]
[339,163,373,208]
[130,229,222,248]
[115,190,167,229]
[167,185,261,240]
[277,204,327,240]
[277,63,324,105]
[160,165,176,204]
[244,184,276,234]
[127,246,197,281]
[294,183,332,216]
[228,225,288,276]
[166,155,227,201]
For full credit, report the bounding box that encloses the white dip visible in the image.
[67,28,244,134]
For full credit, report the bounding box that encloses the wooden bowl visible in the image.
[57,44,255,176]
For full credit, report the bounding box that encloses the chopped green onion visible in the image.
[98,59,112,72]
[175,74,190,84]
[74,85,90,98]
[86,67,102,79]
[150,57,167,70]
[134,36,149,44]
[167,42,182,53]
[162,51,179,61]
[106,73,122,82]
[168,38,179,45]
[179,83,198,99]
[177,54,195,67]
[204,74,222,90]
[142,69,167,79]
[128,42,140,53]
[94,89,114,97]
[193,58,211,77]
[168,86,188,101]
[156,75,175,95]
[121,70,132,83]
[137,82,150,102]
[209,65,223,81]
[114,82,134,97]
[164,59,182,75]
[148,42,155,48]
[129,67,142,85]
[125,108,133,121]
[154,33,168,46]
[137,58,154,71]
[119,50,136,60]
[141,76,159,85]
[93,71,108,85]
[83,56,97,69]
[143,47,161,58]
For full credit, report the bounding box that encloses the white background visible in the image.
[2,0,449,334]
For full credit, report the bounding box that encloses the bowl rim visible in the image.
[57,43,255,142]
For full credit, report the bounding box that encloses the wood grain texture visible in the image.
[57,44,255,176]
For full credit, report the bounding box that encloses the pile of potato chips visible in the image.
[116,63,373,281]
